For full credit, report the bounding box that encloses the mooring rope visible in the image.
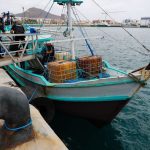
[4,119,32,131]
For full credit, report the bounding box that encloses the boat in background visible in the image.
[0,11,31,32]
[2,0,150,127]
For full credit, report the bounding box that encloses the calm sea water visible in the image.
[50,27,150,150]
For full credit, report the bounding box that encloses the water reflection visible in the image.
[51,112,123,150]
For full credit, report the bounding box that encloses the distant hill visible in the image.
[15,7,62,19]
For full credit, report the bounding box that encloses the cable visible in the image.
[53,5,66,38]
[75,7,150,57]
[39,2,55,29]
[37,0,53,18]
[75,8,117,41]
[91,0,150,53]
[72,7,95,55]
[4,119,32,131]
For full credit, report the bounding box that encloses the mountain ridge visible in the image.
[15,7,61,19]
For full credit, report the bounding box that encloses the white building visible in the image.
[140,17,150,27]
[122,19,140,27]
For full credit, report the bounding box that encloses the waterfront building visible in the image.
[122,19,140,27]
[140,17,150,27]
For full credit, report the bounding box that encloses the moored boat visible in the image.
[4,59,150,126]
[2,0,150,127]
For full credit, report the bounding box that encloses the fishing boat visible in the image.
[0,11,31,33]
[2,0,150,127]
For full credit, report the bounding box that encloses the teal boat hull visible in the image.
[5,64,141,126]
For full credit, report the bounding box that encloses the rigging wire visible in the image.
[73,8,95,55]
[91,0,150,53]
[75,8,117,41]
[37,0,53,18]
[33,0,47,8]
[75,8,150,57]
[39,2,55,29]
[72,7,95,56]
[52,5,66,37]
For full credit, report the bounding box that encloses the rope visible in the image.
[75,8,117,41]
[91,0,150,53]
[122,28,150,52]
[28,88,38,102]
[128,63,150,85]
[53,5,66,37]
[128,72,146,86]
[37,0,52,18]
[4,119,32,131]
[133,50,150,56]
[39,2,55,29]
[72,7,95,56]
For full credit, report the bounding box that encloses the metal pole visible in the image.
[0,41,16,62]
[67,3,75,60]
[22,7,25,24]
[20,37,29,59]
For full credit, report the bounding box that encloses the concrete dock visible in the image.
[0,55,35,67]
[0,68,20,89]
[0,68,68,150]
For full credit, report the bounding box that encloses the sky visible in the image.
[0,0,150,21]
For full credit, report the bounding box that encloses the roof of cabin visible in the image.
[54,0,83,5]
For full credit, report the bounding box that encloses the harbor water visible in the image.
[50,27,150,150]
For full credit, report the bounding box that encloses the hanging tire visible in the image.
[30,98,55,124]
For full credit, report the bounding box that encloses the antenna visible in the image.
[101,11,126,21]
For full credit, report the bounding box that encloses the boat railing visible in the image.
[0,33,52,67]
[0,33,103,67]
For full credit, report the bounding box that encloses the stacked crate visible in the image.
[55,51,72,61]
[48,60,76,83]
[77,56,102,78]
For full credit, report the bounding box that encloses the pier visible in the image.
[0,55,35,67]
[0,68,19,89]
[0,68,68,150]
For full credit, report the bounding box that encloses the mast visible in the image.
[67,2,75,60]
[22,7,25,24]
[54,0,83,60]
